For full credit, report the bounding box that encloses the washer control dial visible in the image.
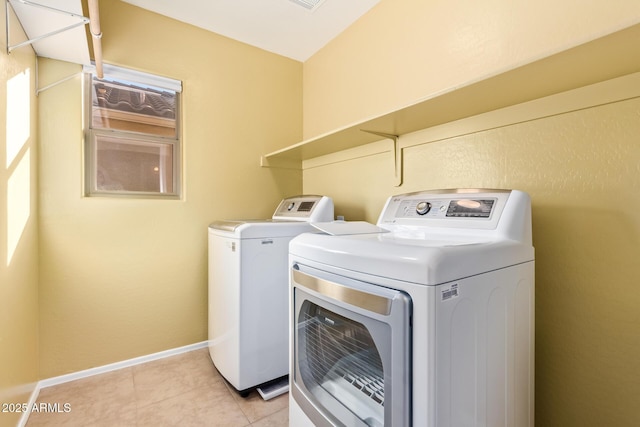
[416,201,432,215]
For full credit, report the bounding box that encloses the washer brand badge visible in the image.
[441,283,459,301]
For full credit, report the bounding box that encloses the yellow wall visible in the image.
[0,5,39,427]
[301,1,640,425]
[304,93,640,426]
[5,2,638,427]
[303,0,640,139]
[37,0,302,377]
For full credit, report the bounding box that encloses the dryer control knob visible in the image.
[416,201,432,215]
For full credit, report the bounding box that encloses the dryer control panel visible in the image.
[377,189,516,232]
[395,198,497,219]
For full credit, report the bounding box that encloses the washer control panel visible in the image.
[272,195,334,222]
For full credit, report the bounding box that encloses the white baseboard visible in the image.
[16,382,41,427]
[39,341,209,389]
[17,341,209,427]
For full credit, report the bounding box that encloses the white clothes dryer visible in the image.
[208,195,333,397]
[289,189,534,426]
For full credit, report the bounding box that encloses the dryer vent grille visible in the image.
[288,0,326,11]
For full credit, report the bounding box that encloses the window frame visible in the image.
[83,67,182,199]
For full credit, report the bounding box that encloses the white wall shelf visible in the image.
[261,23,640,169]
[5,0,90,64]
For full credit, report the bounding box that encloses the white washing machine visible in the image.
[289,189,534,426]
[208,195,334,397]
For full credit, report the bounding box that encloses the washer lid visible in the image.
[209,220,270,232]
[209,219,318,239]
[290,232,534,285]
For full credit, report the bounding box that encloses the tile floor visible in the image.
[26,348,288,426]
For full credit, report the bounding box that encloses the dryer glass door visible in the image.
[292,266,411,427]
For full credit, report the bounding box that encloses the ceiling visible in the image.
[121,0,381,61]
[7,0,380,65]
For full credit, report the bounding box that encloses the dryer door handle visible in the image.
[292,268,392,315]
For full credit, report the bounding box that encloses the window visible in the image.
[84,65,182,198]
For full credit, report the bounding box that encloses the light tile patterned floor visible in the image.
[26,348,288,427]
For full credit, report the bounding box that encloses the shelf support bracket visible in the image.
[5,0,90,54]
[360,130,402,186]
[260,155,302,170]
